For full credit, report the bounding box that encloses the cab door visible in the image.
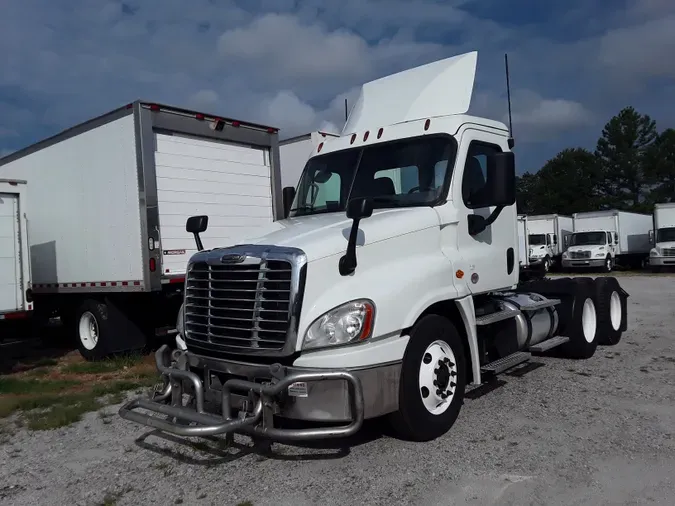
[453,129,518,293]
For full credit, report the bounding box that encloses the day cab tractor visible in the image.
[119,51,629,443]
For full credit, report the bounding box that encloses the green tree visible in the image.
[645,128,675,204]
[524,148,602,215]
[515,172,537,215]
[595,106,658,210]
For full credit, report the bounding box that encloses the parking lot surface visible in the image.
[1,275,674,506]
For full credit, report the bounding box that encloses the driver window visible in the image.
[462,141,502,209]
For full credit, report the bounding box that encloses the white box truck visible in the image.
[120,51,630,446]
[648,202,675,271]
[0,179,33,325]
[0,102,282,359]
[563,210,652,272]
[279,131,339,190]
[526,214,573,273]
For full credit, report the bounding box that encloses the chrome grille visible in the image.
[570,250,591,259]
[184,259,293,355]
[663,248,675,257]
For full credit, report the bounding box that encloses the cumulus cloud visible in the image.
[0,0,674,170]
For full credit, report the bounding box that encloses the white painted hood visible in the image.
[342,51,478,134]
[212,208,440,262]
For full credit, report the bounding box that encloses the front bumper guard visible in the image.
[118,345,365,441]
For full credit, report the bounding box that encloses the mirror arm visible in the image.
[468,206,505,236]
[193,233,204,252]
[339,217,362,276]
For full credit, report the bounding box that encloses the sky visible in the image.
[1,0,674,172]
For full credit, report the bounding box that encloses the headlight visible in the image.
[650,249,660,257]
[302,299,375,350]
[176,303,185,338]
[562,252,568,259]
[595,253,604,257]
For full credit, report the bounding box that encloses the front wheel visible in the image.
[603,255,613,273]
[388,315,466,442]
[543,256,551,274]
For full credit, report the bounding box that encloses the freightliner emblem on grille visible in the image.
[220,254,247,264]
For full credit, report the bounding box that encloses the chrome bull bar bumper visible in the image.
[118,345,365,441]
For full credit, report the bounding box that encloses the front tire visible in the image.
[543,256,551,274]
[603,255,613,273]
[388,315,466,442]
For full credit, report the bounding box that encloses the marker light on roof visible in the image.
[232,121,241,127]
[424,119,431,131]
[377,128,383,139]
[350,134,356,144]
[150,104,160,111]
[363,131,369,141]
[195,113,205,120]
[317,142,324,152]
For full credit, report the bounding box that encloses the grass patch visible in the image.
[0,377,78,395]
[60,354,145,375]
[0,351,159,431]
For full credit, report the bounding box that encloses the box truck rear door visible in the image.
[154,132,274,277]
[0,192,22,313]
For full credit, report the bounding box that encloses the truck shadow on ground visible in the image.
[0,321,74,375]
[133,418,386,466]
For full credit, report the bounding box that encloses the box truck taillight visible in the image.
[149,258,156,272]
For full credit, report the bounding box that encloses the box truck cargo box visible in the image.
[0,179,32,322]
[0,101,282,359]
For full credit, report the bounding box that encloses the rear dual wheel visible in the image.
[594,277,626,346]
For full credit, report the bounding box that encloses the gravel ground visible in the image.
[1,275,674,506]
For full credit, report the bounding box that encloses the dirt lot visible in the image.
[1,275,674,506]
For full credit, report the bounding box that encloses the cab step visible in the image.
[480,351,531,375]
[475,306,521,326]
[529,335,570,353]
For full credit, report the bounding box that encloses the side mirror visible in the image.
[186,215,208,251]
[486,152,516,207]
[282,186,296,219]
[346,197,374,220]
[553,234,558,245]
[564,235,569,247]
[340,197,374,276]
[649,230,654,244]
[614,234,619,245]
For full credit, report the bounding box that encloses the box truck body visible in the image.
[0,179,32,321]
[0,101,282,358]
[563,210,651,271]
[649,202,675,269]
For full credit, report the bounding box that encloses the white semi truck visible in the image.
[0,179,33,326]
[120,52,630,444]
[0,102,282,359]
[563,210,652,272]
[648,202,675,271]
[527,214,573,272]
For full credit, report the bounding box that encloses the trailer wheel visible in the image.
[595,277,626,346]
[75,299,117,361]
[560,278,599,359]
[388,315,466,442]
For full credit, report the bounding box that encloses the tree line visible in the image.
[516,107,675,216]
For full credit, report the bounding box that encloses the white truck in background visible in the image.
[648,202,675,271]
[563,210,652,272]
[120,51,630,445]
[527,214,573,273]
[279,131,339,191]
[0,179,33,327]
[0,102,282,359]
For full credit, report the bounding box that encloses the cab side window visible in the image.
[462,142,502,209]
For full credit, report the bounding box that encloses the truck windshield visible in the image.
[529,234,546,245]
[657,227,675,242]
[570,232,606,246]
[289,135,457,217]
